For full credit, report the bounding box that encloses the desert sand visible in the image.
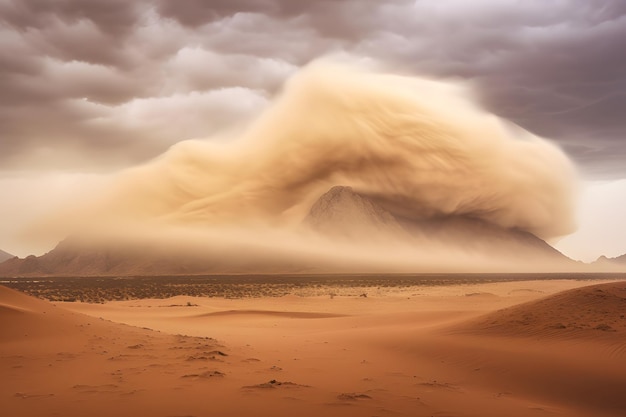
[2,278,625,417]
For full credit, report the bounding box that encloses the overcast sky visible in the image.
[1,0,625,259]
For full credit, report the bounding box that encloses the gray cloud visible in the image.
[364,0,626,177]
[0,0,140,35]
[0,0,625,177]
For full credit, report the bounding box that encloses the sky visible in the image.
[0,0,625,261]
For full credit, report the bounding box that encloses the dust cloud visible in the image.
[32,60,579,271]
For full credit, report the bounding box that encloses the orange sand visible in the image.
[2,279,625,417]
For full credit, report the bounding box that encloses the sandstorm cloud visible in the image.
[0,0,625,176]
[34,61,577,272]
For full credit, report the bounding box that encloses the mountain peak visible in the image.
[594,253,626,265]
[304,186,406,239]
[304,185,573,267]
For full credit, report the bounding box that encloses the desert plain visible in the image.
[1,274,625,417]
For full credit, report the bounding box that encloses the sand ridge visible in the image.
[192,309,348,319]
[454,280,626,340]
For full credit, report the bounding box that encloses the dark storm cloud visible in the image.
[0,0,625,177]
[155,0,405,37]
[0,0,140,35]
[156,0,274,26]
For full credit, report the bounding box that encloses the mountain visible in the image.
[612,254,626,263]
[305,186,572,266]
[0,185,574,277]
[593,253,626,268]
[304,186,408,240]
[0,249,14,263]
[0,237,317,277]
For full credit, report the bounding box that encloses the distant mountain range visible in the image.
[0,249,14,263]
[0,237,309,277]
[594,253,626,267]
[612,254,626,263]
[0,186,577,277]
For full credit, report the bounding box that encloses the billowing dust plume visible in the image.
[36,60,579,271]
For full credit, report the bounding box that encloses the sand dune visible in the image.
[429,281,626,415]
[2,279,625,416]
[0,286,236,417]
[454,280,626,340]
[0,285,83,342]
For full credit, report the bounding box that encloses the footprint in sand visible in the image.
[14,392,56,399]
[416,380,462,392]
[72,384,120,394]
[242,380,310,390]
[180,370,225,379]
[336,392,373,401]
